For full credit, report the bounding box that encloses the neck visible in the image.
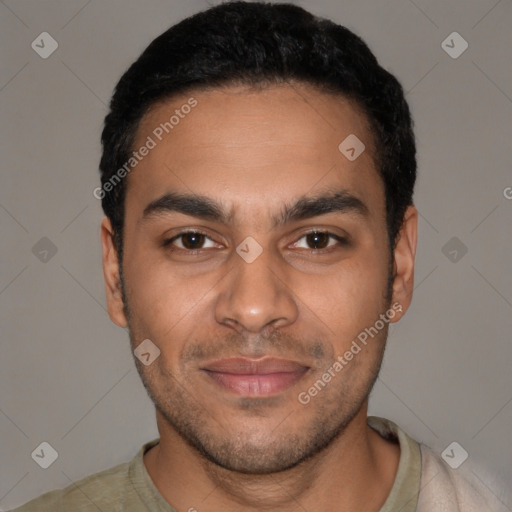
[144,406,400,512]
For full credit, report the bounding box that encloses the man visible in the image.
[11,2,503,511]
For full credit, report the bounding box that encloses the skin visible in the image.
[101,82,417,511]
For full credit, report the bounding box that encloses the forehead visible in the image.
[127,83,384,223]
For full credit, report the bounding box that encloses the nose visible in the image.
[214,246,299,334]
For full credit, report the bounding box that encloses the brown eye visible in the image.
[293,231,348,251]
[164,231,217,251]
[305,231,330,249]
[180,232,206,249]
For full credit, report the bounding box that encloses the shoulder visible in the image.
[8,439,161,512]
[8,460,135,512]
[8,461,130,511]
[367,417,509,512]
[417,444,507,512]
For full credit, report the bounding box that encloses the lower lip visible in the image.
[203,369,308,396]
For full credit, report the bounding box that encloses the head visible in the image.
[99,1,417,474]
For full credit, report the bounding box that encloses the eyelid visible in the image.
[163,229,220,250]
[162,228,350,253]
[166,228,210,239]
[289,229,350,250]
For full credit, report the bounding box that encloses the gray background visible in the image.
[1,0,511,509]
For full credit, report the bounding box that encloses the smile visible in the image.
[201,357,310,396]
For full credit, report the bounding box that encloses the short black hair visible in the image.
[99,1,416,261]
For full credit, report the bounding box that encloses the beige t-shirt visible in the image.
[8,416,504,511]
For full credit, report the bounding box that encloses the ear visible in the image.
[389,205,418,322]
[100,217,128,328]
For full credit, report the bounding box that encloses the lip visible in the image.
[201,357,309,397]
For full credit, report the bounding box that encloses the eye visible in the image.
[163,231,219,251]
[292,231,348,251]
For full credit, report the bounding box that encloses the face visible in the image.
[101,83,417,474]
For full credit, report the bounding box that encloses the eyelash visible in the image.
[292,232,349,252]
[162,229,349,255]
[162,230,217,254]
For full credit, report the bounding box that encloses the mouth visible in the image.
[200,357,310,397]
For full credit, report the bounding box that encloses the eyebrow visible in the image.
[276,191,369,226]
[142,192,232,224]
[141,190,369,228]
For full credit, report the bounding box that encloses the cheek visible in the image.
[294,255,388,337]
[122,249,188,333]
